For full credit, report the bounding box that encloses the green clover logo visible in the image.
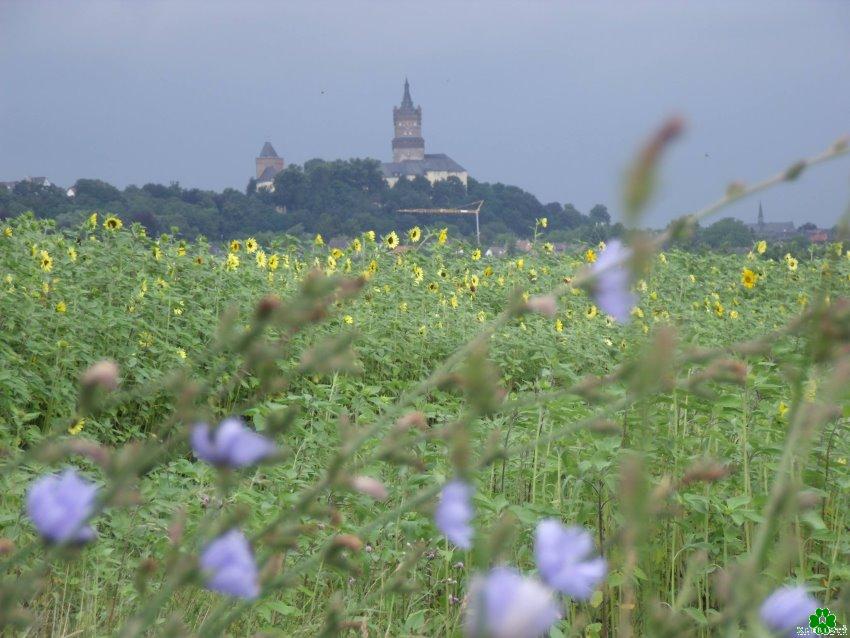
[810,607,837,634]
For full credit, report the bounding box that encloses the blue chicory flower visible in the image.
[435,479,474,549]
[760,586,818,637]
[191,417,276,468]
[200,529,260,599]
[534,519,607,600]
[591,239,635,323]
[26,468,98,544]
[464,567,561,638]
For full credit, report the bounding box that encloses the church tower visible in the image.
[392,79,425,162]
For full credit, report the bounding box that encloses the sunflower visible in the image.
[314,234,324,246]
[471,248,481,261]
[741,268,758,289]
[229,239,241,253]
[177,243,187,257]
[225,253,240,271]
[470,274,480,287]
[103,215,123,231]
[630,306,644,318]
[67,247,77,262]
[87,213,98,229]
[428,282,439,292]
[476,311,486,323]
[256,250,267,269]
[55,301,67,314]
[543,242,554,254]
[331,247,344,259]
[365,230,376,242]
[729,310,740,319]
[152,245,163,261]
[539,217,548,228]
[786,257,798,271]
[39,250,53,272]
[515,258,524,270]
[554,318,563,333]
[713,301,724,317]
[418,325,427,336]
[408,226,421,243]
[2,227,11,237]
[438,228,448,245]
[483,265,493,277]
[326,255,337,271]
[598,241,606,251]
[756,240,767,254]
[350,238,362,253]
[658,253,667,264]
[586,305,598,319]
[450,295,459,309]
[584,248,597,264]
[194,255,205,265]
[438,267,448,279]
[68,418,85,435]
[268,254,280,271]
[384,231,399,249]
[245,237,258,253]
[343,315,354,325]
[176,348,187,360]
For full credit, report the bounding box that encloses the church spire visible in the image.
[757,201,764,226]
[401,78,413,109]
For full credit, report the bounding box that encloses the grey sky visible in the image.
[1,0,849,228]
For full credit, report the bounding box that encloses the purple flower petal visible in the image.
[760,586,818,637]
[534,520,607,600]
[464,567,561,638]
[435,480,474,549]
[200,529,259,599]
[591,240,635,324]
[191,418,276,468]
[26,469,98,544]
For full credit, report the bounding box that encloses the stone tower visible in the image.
[256,142,284,180]
[757,201,764,228]
[392,79,425,162]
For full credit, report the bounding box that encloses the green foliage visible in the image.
[1,213,850,636]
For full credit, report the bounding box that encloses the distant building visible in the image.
[255,142,285,192]
[1,176,51,191]
[807,229,829,243]
[381,79,468,188]
[746,202,795,239]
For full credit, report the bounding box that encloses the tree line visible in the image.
[0,157,823,250]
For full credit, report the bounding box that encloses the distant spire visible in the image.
[401,78,414,109]
[757,201,764,226]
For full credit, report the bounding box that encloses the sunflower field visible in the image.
[1,208,850,637]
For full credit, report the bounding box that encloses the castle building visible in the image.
[380,79,468,188]
[255,142,285,191]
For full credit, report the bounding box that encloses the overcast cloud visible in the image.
[1,0,849,227]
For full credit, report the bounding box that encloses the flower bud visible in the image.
[350,475,388,501]
[81,359,119,391]
[332,534,363,552]
[526,295,557,318]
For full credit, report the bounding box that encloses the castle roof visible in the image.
[258,142,280,159]
[381,153,466,178]
[257,165,279,183]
